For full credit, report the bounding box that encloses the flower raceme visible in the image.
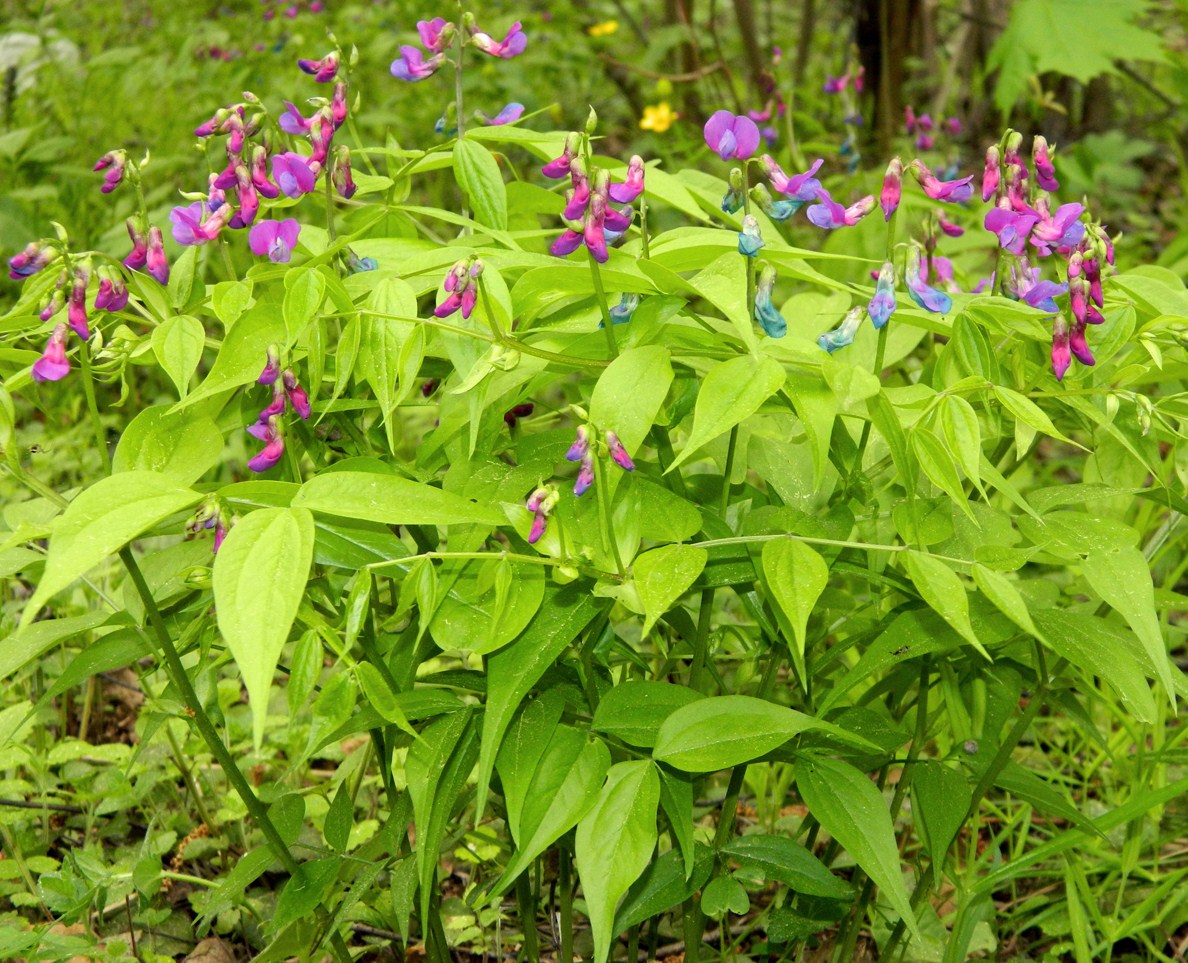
[548,150,643,264]
[435,258,483,319]
[297,51,339,82]
[763,155,823,201]
[564,426,634,496]
[525,485,560,544]
[391,46,447,81]
[417,18,455,52]
[93,150,127,193]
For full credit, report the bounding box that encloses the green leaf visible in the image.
[282,267,326,341]
[971,564,1038,636]
[613,845,714,934]
[653,695,857,771]
[21,472,201,627]
[940,395,984,495]
[668,355,786,472]
[495,690,565,842]
[111,406,223,484]
[901,550,988,659]
[910,761,970,864]
[359,278,421,442]
[172,305,284,411]
[213,507,315,747]
[494,730,610,895]
[167,244,199,310]
[274,857,340,932]
[911,429,976,522]
[406,710,479,926]
[575,760,661,963]
[701,876,749,916]
[796,756,920,940]
[592,681,705,749]
[993,385,1077,447]
[430,560,545,656]
[720,834,850,900]
[211,279,254,327]
[151,314,205,398]
[476,587,605,818]
[761,539,829,665]
[0,612,112,680]
[633,544,707,637]
[293,471,503,527]
[1083,545,1173,703]
[589,345,674,456]
[355,661,415,735]
[454,137,508,230]
[324,781,353,852]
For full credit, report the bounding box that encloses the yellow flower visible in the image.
[640,102,677,133]
[587,19,619,37]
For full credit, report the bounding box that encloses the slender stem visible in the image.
[77,344,110,475]
[845,321,889,495]
[218,236,236,283]
[324,169,336,245]
[720,426,739,518]
[593,453,626,577]
[559,845,574,963]
[454,3,470,230]
[688,589,716,693]
[588,250,619,357]
[740,160,756,316]
[639,196,651,260]
[165,724,217,832]
[346,114,380,177]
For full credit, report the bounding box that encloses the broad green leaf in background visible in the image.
[167,245,199,310]
[1082,546,1174,703]
[940,395,984,495]
[360,277,421,445]
[355,661,415,735]
[213,507,315,746]
[901,550,989,659]
[496,690,565,842]
[592,681,705,749]
[613,846,715,933]
[797,756,921,940]
[761,539,829,666]
[589,345,674,456]
[633,544,706,637]
[111,406,222,484]
[293,471,503,527]
[910,761,971,865]
[668,355,786,471]
[575,760,661,963]
[720,834,851,900]
[911,429,977,522]
[454,137,508,230]
[151,314,205,398]
[172,306,284,411]
[21,472,201,628]
[282,267,326,340]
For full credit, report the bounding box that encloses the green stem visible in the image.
[688,589,715,693]
[559,845,574,963]
[740,161,756,316]
[454,4,470,231]
[593,453,626,577]
[324,169,337,245]
[639,196,651,260]
[78,344,110,475]
[219,236,237,283]
[720,426,739,518]
[844,321,888,496]
[587,250,619,357]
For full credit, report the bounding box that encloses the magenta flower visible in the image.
[881,157,902,221]
[298,51,339,82]
[905,248,951,314]
[525,486,556,544]
[32,324,71,383]
[984,206,1038,255]
[908,160,974,203]
[605,431,634,471]
[1069,320,1095,367]
[1032,135,1059,192]
[259,345,280,385]
[250,146,280,199]
[937,211,964,237]
[279,101,315,135]
[271,152,317,198]
[93,150,126,193]
[1051,317,1071,380]
[583,194,610,262]
[67,273,89,339]
[170,202,210,246]
[763,155,823,200]
[94,277,129,312]
[434,258,481,318]
[283,369,311,419]
[418,17,454,52]
[608,155,645,203]
[248,418,285,472]
[1010,264,1066,313]
[124,220,148,271]
[8,242,54,279]
[331,81,348,129]
[1029,202,1084,256]
[145,227,169,285]
[390,46,446,81]
[806,189,875,230]
[39,287,64,321]
[574,452,595,496]
[563,167,591,220]
[469,20,527,58]
[252,385,287,434]
[542,133,580,179]
[234,165,260,226]
[483,102,525,126]
[823,75,847,94]
[981,145,1000,202]
[565,425,590,462]
[703,110,761,161]
[248,218,301,263]
[332,147,356,199]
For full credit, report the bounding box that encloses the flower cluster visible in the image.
[435,257,484,319]
[546,134,644,264]
[246,348,311,472]
[391,14,525,81]
[904,107,961,152]
[186,497,233,553]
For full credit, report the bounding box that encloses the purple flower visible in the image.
[32,323,70,383]
[867,261,897,329]
[905,248,951,314]
[145,227,168,285]
[937,211,963,237]
[945,116,961,136]
[908,159,974,203]
[984,206,1039,255]
[806,189,875,230]
[234,165,260,226]
[418,17,454,52]
[566,426,590,462]
[982,145,1001,202]
[434,258,481,318]
[818,306,865,354]
[763,155,823,200]
[525,486,556,544]
[823,75,847,94]
[279,101,315,135]
[543,133,580,179]
[253,385,287,432]
[93,150,126,193]
[94,277,129,312]
[170,202,212,246]
[703,110,761,161]
[1051,316,1071,380]
[259,345,280,385]
[331,81,348,129]
[584,194,610,263]
[390,45,446,81]
[68,272,89,339]
[1069,320,1094,367]
[469,21,527,58]
[574,452,595,495]
[250,146,280,199]
[1010,264,1066,313]
[248,419,285,472]
[248,218,301,263]
[297,51,339,82]
[271,152,317,198]
[8,242,54,279]
[608,155,645,203]
[483,102,525,126]
[283,369,311,419]
[605,431,634,471]
[124,220,148,271]
[1033,135,1059,192]
[1029,202,1084,256]
[881,157,902,221]
[332,147,356,199]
